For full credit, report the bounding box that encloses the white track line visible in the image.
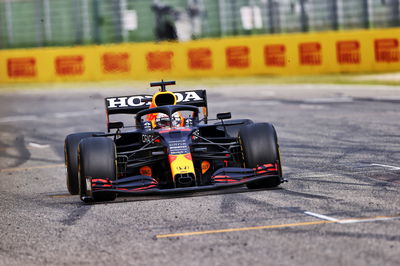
[304,211,400,224]
[28,142,50,149]
[304,211,339,221]
[304,97,353,104]
[371,164,400,170]
[338,216,399,224]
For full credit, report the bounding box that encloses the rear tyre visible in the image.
[64,132,103,195]
[78,137,117,202]
[238,123,282,189]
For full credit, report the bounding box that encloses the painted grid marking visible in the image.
[156,214,400,239]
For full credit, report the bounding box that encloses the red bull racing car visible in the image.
[64,81,284,202]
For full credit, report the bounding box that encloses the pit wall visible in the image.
[1,28,400,83]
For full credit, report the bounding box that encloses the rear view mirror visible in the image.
[217,112,231,120]
[108,122,124,130]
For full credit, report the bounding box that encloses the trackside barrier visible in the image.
[1,28,400,83]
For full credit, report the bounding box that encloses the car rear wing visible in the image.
[104,90,208,131]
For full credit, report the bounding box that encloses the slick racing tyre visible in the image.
[238,123,282,189]
[215,119,253,137]
[64,132,103,195]
[78,137,117,202]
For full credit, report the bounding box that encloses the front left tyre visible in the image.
[238,123,283,189]
[78,137,117,202]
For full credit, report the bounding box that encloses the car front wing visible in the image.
[83,163,282,200]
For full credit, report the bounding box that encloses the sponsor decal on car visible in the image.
[106,91,204,109]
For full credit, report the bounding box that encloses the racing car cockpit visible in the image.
[136,105,199,131]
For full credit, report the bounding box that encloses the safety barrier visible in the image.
[1,28,400,83]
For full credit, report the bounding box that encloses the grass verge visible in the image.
[0,72,399,92]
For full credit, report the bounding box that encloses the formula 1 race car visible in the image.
[64,81,284,202]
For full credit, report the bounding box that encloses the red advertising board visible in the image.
[146,51,174,71]
[264,44,286,67]
[102,52,130,73]
[299,42,322,65]
[226,46,249,68]
[336,41,360,64]
[55,55,84,76]
[7,58,36,78]
[188,48,212,70]
[375,39,399,63]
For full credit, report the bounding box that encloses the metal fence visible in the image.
[0,0,399,49]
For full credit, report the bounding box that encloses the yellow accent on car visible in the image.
[169,154,196,180]
[152,91,177,107]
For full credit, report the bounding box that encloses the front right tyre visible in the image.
[78,137,117,202]
[64,132,103,195]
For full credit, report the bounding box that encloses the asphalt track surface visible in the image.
[0,82,399,266]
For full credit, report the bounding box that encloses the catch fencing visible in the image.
[0,0,399,49]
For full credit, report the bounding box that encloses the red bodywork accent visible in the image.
[213,175,230,179]
[91,178,158,191]
[92,178,112,188]
[92,178,109,182]
[168,155,177,163]
[159,128,191,134]
[224,154,229,167]
[115,184,158,192]
[92,179,112,187]
[212,163,279,184]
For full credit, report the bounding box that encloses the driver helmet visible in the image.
[155,113,171,128]
[155,112,182,128]
[171,112,182,127]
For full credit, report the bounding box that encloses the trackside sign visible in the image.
[1,28,400,83]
